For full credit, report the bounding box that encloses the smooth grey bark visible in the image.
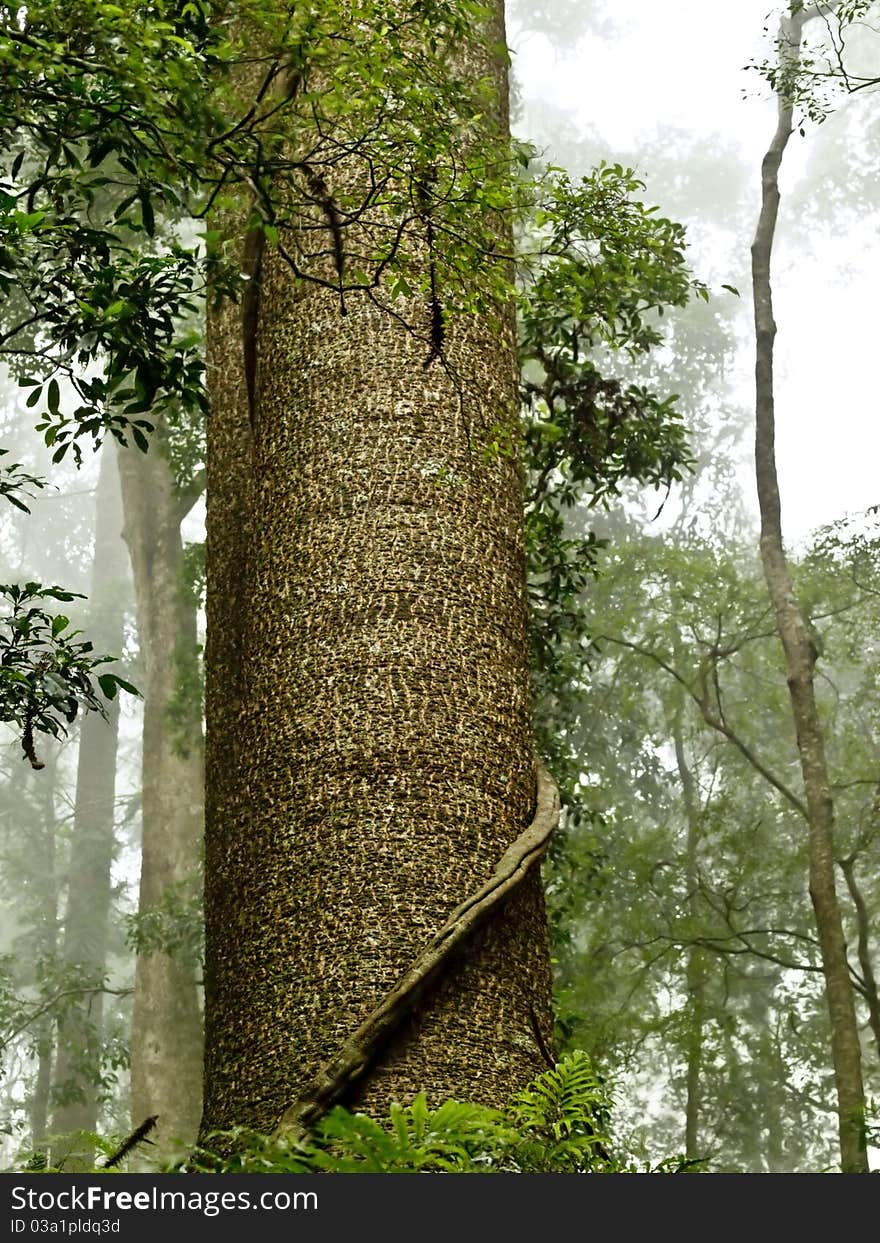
[118,436,204,1165]
[28,749,59,1160]
[672,703,705,1163]
[751,3,867,1173]
[50,446,126,1169]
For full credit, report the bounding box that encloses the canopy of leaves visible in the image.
[0,0,531,458]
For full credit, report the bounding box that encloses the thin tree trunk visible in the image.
[756,995,786,1172]
[838,856,880,1060]
[118,436,204,1164]
[29,1021,53,1159]
[751,4,867,1172]
[202,3,554,1136]
[50,446,126,1169]
[29,749,59,1161]
[672,703,705,1163]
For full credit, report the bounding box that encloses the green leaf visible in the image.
[87,139,116,168]
[139,188,155,237]
[98,673,140,699]
[97,673,119,700]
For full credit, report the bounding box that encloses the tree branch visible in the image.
[597,633,809,819]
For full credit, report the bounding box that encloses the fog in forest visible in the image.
[0,0,878,1176]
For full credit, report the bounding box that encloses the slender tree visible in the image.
[671,697,706,1163]
[118,434,204,1161]
[50,446,127,1169]
[25,748,60,1162]
[751,3,867,1171]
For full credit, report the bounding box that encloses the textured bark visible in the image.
[118,438,204,1163]
[751,4,867,1173]
[50,447,126,1169]
[276,765,558,1139]
[202,4,554,1137]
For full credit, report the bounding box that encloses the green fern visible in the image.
[184,1052,644,1174]
[22,1053,698,1174]
[503,1050,613,1172]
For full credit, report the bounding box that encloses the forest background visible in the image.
[0,0,878,1175]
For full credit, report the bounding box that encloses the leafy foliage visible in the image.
[0,952,130,1122]
[0,0,530,459]
[0,449,45,512]
[0,581,138,768]
[179,1052,693,1174]
[751,1,880,127]
[0,1,218,460]
[0,2,701,462]
[124,876,203,961]
[520,164,700,816]
[547,526,880,1170]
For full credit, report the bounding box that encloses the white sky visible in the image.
[509,0,880,545]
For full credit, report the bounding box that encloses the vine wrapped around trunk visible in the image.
[201,1,556,1138]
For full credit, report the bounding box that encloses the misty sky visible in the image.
[509,0,880,544]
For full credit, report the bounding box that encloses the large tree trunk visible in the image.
[202,3,555,1136]
[751,3,867,1173]
[50,446,126,1169]
[118,437,204,1163]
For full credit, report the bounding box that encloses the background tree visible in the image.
[1,0,877,1174]
[751,0,867,1171]
[49,445,127,1170]
[118,425,204,1163]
